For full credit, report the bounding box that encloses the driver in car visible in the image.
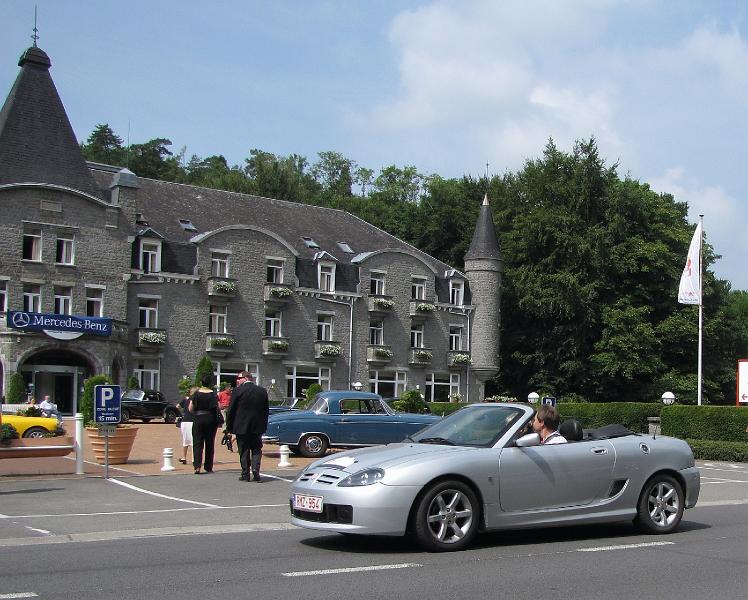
[532,404,567,445]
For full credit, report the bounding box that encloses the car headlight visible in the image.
[338,468,385,487]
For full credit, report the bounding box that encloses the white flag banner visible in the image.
[678,222,702,305]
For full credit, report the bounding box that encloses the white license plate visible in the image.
[293,493,323,513]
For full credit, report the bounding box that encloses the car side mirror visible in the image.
[515,433,541,447]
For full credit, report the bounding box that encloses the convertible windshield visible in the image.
[410,405,523,447]
[122,390,145,401]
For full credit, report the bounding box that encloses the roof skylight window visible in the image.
[302,237,320,249]
[178,219,197,232]
[337,241,354,253]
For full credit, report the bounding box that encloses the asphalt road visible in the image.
[0,461,747,600]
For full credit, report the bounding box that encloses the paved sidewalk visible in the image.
[0,419,314,480]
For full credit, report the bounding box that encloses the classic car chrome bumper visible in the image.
[262,435,280,444]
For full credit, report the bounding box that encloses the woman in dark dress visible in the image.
[189,374,219,474]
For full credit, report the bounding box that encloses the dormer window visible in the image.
[140,240,162,274]
[303,237,320,249]
[318,263,335,292]
[178,219,197,232]
[449,279,464,306]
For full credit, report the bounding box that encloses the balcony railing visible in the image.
[367,344,393,364]
[368,295,394,315]
[315,340,343,361]
[262,336,290,358]
[263,283,294,307]
[205,332,237,356]
[137,328,166,352]
[207,277,238,298]
[448,351,472,368]
[409,347,433,366]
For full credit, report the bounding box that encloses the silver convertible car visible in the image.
[290,402,700,552]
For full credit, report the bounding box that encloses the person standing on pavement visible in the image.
[225,371,269,482]
[189,375,220,474]
[217,382,232,429]
[177,389,196,465]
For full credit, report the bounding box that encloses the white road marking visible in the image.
[282,563,422,577]
[24,527,50,535]
[107,478,219,507]
[577,541,674,552]
[0,594,38,599]
[0,503,288,519]
[699,466,748,476]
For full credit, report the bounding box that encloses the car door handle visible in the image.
[591,447,608,455]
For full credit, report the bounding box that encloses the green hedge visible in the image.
[686,438,748,462]
[662,405,748,443]
[558,402,661,434]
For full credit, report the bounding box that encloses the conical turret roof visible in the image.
[0,46,101,198]
[464,194,501,261]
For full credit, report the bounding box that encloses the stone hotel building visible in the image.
[0,45,502,414]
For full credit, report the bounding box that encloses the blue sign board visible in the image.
[7,311,112,337]
[542,396,557,407]
[94,385,121,424]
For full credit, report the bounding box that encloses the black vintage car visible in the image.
[120,389,180,424]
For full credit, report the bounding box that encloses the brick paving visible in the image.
[0,418,314,480]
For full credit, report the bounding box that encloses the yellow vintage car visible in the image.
[0,413,64,438]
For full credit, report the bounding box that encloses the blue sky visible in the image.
[2,0,747,290]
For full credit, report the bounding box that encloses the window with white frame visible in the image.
[55,235,75,265]
[317,314,333,341]
[22,229,42,261]
[86,287,104,317]
[138,298,159,328]
[370,271,386,295]
[411,277,426,300]
[214,362,259,387]
[425,372,457,402]
[368,370,407,398]
[53,286,73,315]
[209,304,227,333]
[265,309,282,337]
[285,366,330,398]
[140,240,161,274]
[369,320,384,345]
[266,258,284,283]
[134,359,160,390]
[211,252,230,278]
[318,263,335,292]
[449,325,463,351]
[23,284,41,312]
[449,279,464,306]
[410,323,424,348]
[0,280,7,312]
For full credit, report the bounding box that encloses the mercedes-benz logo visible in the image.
[12,312,31,328]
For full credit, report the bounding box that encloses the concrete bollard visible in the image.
[75,412,84,475]
[278,444,292,468]
[161,447,176,472]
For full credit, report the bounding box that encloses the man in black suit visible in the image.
[226,371,270,482]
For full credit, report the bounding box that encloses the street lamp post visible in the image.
[527,392,539,405]
[661,391,676,406]
[352,381,363,391]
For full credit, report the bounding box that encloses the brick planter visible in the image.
[0,436,75,459]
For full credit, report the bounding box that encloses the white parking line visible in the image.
[108,478,219,507]
[699,466,748,476]
[282,563,422,577]
[577,541,674,552]
[0,503,288,519]
[0,594,38,599]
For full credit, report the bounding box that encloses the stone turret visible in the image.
[464,194,502,398]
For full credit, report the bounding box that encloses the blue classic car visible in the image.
[263,390,440,458]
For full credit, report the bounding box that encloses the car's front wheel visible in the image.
[298,434,328,458]
[23,426,48,439]
[412,480,479,552]
[163,409,178,424]
[636,474,684,534]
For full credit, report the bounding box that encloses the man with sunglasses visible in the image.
[225,371,270,482]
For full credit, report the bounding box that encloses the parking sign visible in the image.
[542,396,557,407]
[94,385,121,424]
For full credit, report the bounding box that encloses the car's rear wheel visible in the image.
[23,426,48,439]
[636,474,684,534]
[287,445,299,456]
[298,434,328,458]
[412,480,479,552]
[141,418,152,423]
[120,408,131,424]
[163,409,178,424]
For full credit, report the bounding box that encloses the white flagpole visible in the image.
[697,214,704,406]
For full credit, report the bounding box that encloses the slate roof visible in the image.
[0,47,102,199]
[90,168,456,276]
[464,194,501,261]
